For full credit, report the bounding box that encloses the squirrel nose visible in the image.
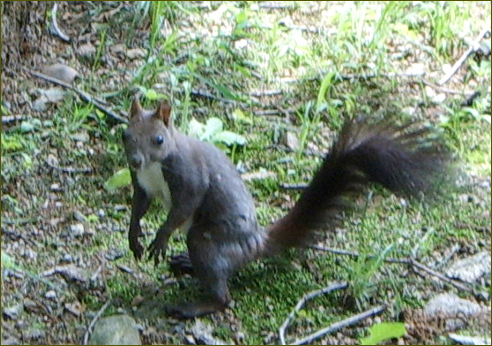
[129,154,142,170]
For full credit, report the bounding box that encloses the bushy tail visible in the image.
[265,119,451,253]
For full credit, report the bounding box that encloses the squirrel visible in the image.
[122,97,450,318]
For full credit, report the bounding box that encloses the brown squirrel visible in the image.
[122,97,450,318]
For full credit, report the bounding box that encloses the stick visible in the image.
[291,305,386,345]
[279,282,349,345]
[82,300,111,345]
[438,26,491,85]
[23,67,128,124]
[310,245,477,294]
[45,158,92,174]
[1,115,27,124]
[51,3,70,42]
[421,80,475,96]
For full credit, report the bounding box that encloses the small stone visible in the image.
[425,293,481,317]
[69,223,85,237]
[446,251,491,283]
[89,315,141,345]
[41,64,79,84]
[73,211,86,222]
[45,290,57,299]
[62,253,73,262]
[98,209,106,218]
[50,183,61,191]
[126,48,146,60]
[70,132,90,143]
[77,43,96,57]
[2,303,23,320]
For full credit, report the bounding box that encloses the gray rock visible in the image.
[89,315,141,345]
[425,293,481,317]
[448,333,491,345]
[69,223,85,237]
[446,251,491,283]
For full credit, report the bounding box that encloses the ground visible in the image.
[1,1,491,345]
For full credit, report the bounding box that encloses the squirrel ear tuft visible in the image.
[155,100,172,127]
[130,96,143,119]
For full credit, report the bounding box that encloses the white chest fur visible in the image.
[136,162,172,211]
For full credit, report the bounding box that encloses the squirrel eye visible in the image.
[155,135,164,145]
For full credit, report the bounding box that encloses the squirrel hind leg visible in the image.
[166,229,233,318]
[165,269,231,319]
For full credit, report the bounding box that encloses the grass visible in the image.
[1,1,490,345]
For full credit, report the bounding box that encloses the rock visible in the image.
[126,48,146,60]
[42,63,79,84]
[77,43,96,57]
[283,131,300,150]
[69,223,85,237]
[2,303,23,320]
[446,251,491,283]
[45,290,57,300]
[191,320,229,345]
[89,315,141,345]
[448,333,491,345]
[425,293,481,317]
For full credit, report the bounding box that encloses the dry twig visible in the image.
[83,300,111,345]
[438,26,491,85]
[51,3,70,42]
[23,67,128,124]
[279,282,348,345]
[310,245,478,295]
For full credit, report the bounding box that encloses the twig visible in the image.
[1,115,27,124]
[191,88,238,104]
[280,183,309,190]
[259,2,295,10]
[285,303,386,345]
[438,26,491,85]
[275,71,426,84]
[421,80,475,96]
[51,3,70,42]
[279,282,348,345]
[23,67,128,124]
[45,158,92,174]
[83,300,111,345]
[310,245,477,294]
[249,89,283,97]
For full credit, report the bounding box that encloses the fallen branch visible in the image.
[23,67,128,124]
[292,305,386,345]
[1,114,28,124]
[421,80,475,96]
[83,300,111,345]
[279,282,349,345]
[51,3,70,42]
[438,26,491,85]
[45,158,92,174]
[310,245,477,295]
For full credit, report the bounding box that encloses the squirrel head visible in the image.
[123,97,176,171]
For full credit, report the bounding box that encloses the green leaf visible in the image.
[213,131,246,146]
[145,89,159,100]
[188,117,206,139]
[203,117,224,140]
[232,108,253,124]
[104,168,131,191]
[316,71,336,113]
[360,322,406,345]
[1,253,16,269]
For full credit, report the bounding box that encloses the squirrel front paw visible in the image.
[147,235,168,266]
[129,238,144,260]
